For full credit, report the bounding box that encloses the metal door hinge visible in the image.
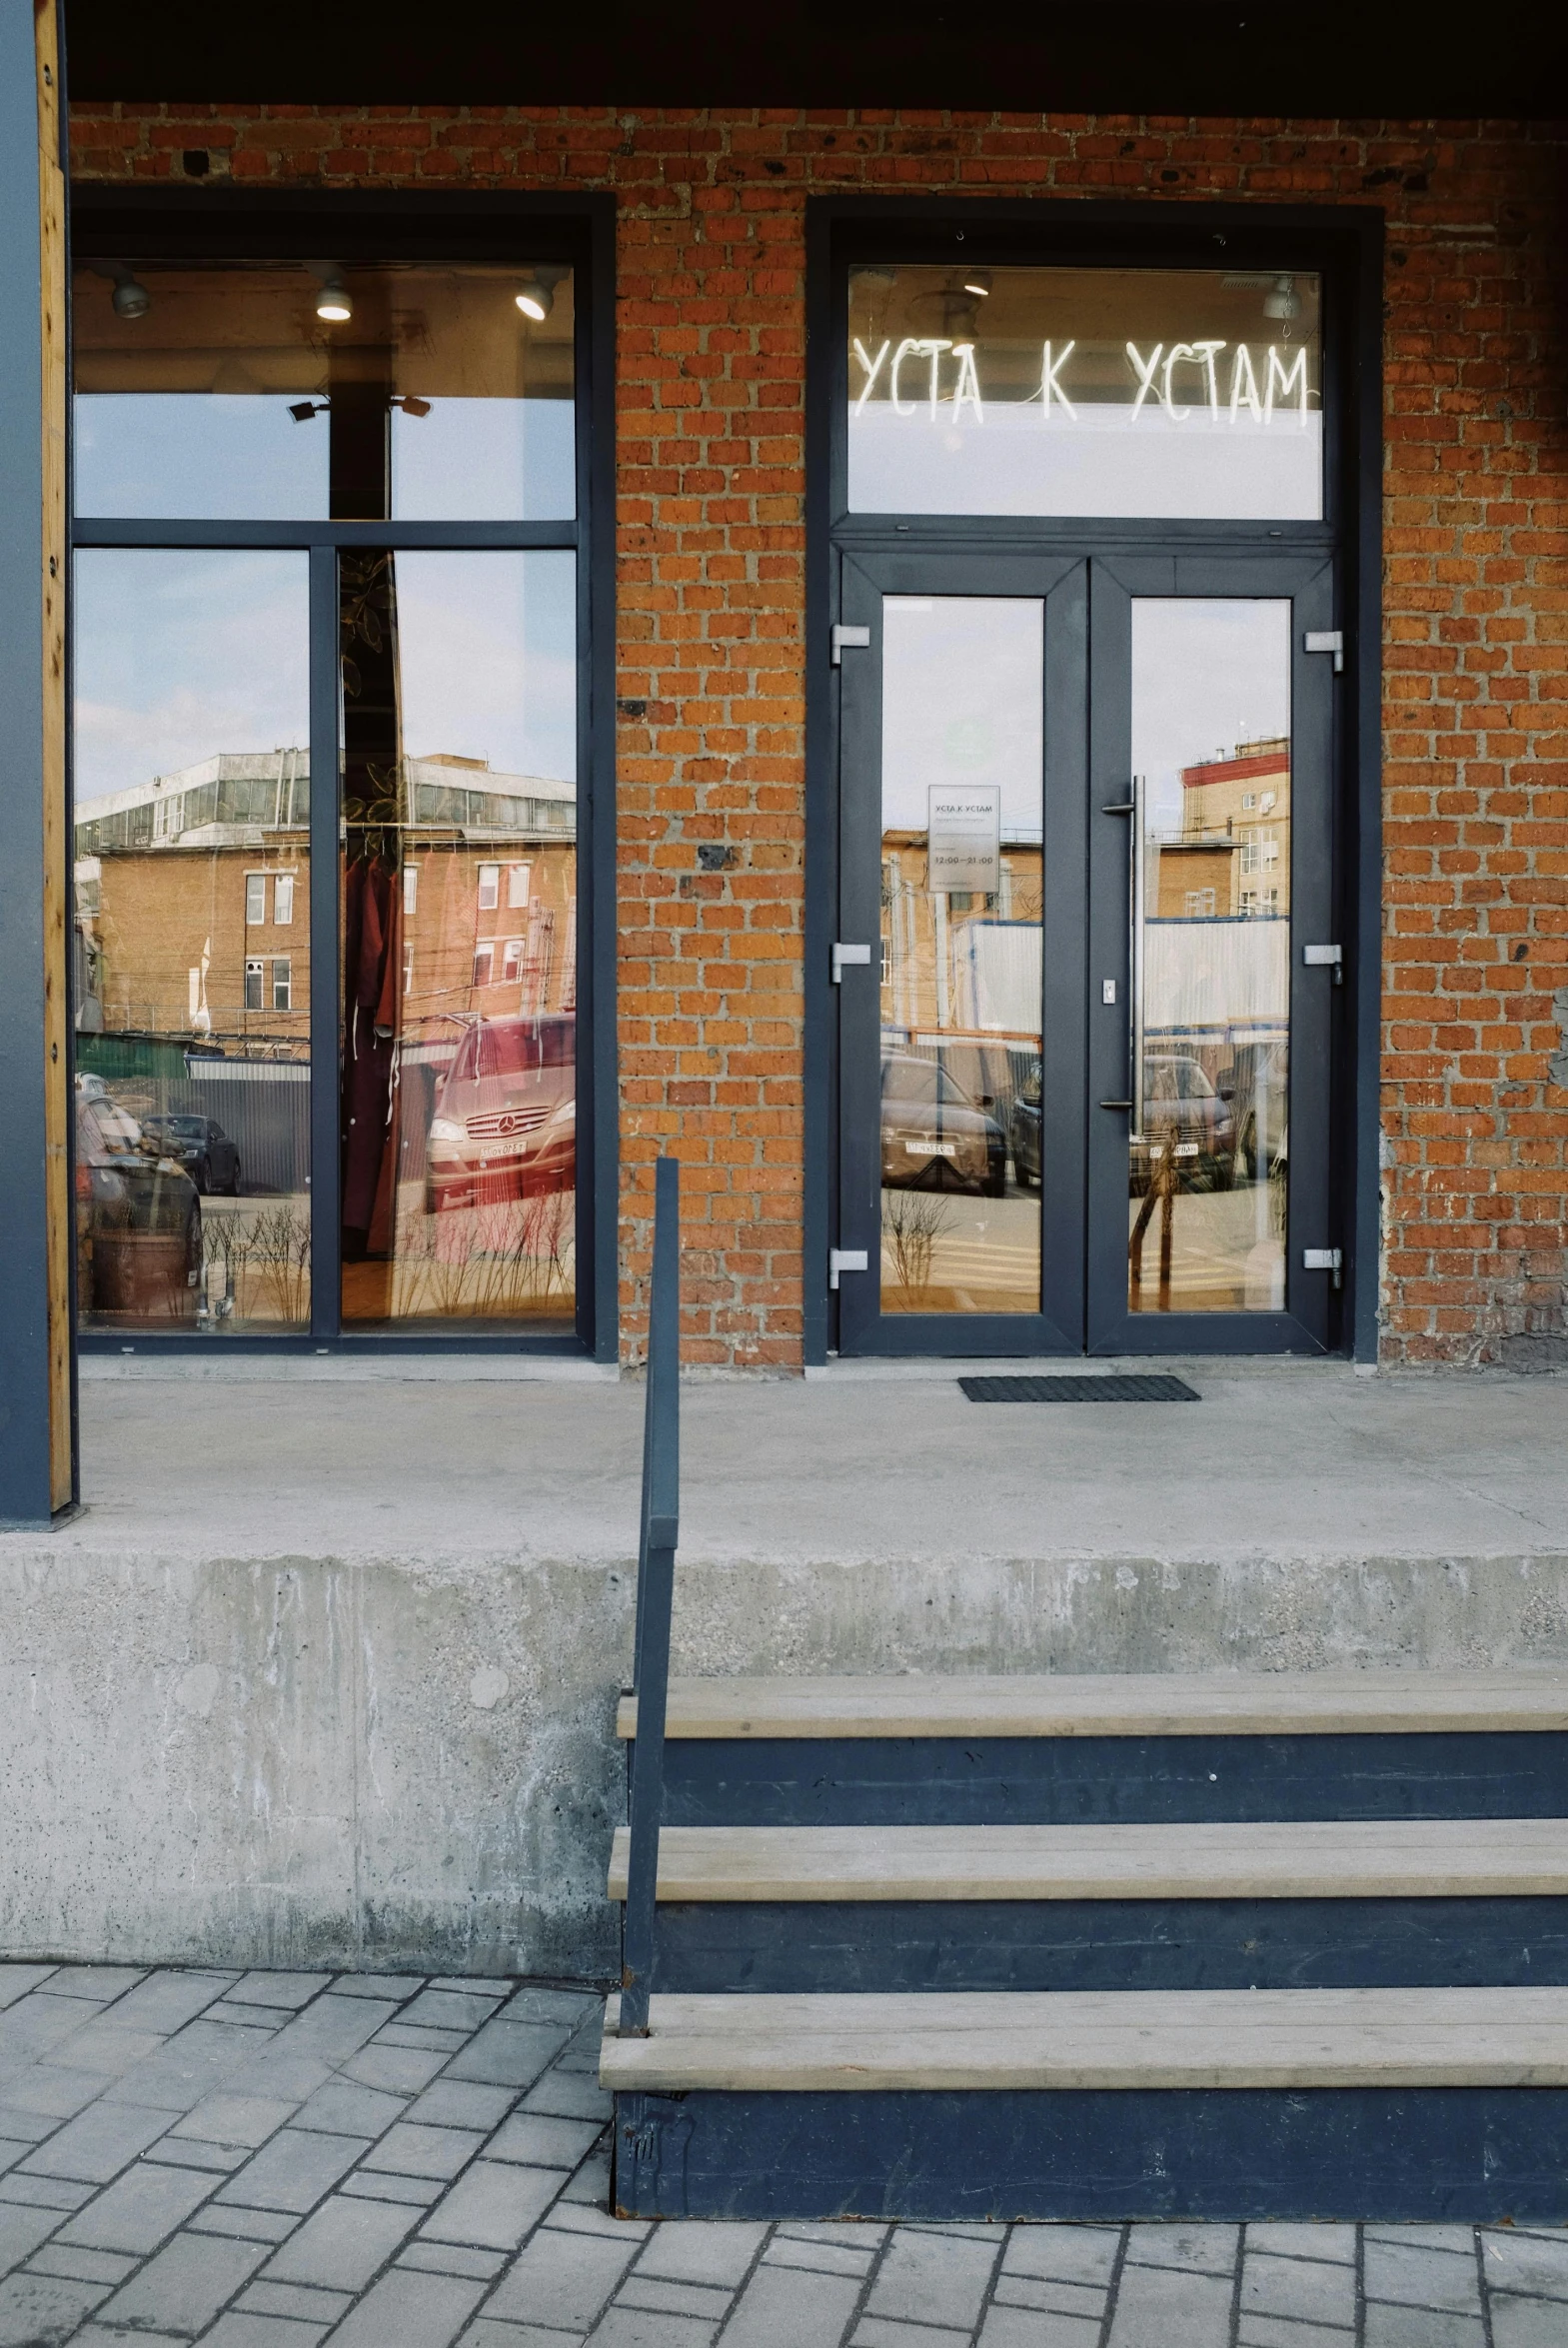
[1303,943,1343,984]
[830,624,870,666]
[1303,1246,1343,1289]
[829,1248,869,1289]
[831,942,872,984]
[1304,629,1344,673]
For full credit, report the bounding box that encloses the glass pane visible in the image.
[1128,601,1290,1314]
[72,550,312,1334]
[879,598,1042,1315]
[848,265,1321,521]
[339,551,578,1330]
[73,261,575,521]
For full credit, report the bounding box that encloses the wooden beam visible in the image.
[619,1670,1568,1742]
[600,1984,1568,2092]
[36,0,70,1513]
[0,0,74,1523]
[609,1817,1568,1902]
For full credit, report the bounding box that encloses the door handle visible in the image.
[1105,785,1146,1140]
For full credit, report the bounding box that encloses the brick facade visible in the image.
[67,109,1568,1366]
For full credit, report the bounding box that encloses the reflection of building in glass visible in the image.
[879,833,1042,1039]
[75,751,312,1051]
[73,748,577,1054]
[1152,735,1291,919]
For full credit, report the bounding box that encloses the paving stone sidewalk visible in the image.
[1,1967,1565,2348]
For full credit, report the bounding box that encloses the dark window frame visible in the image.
[69,186,618,1359]
[803,194,1384,1364]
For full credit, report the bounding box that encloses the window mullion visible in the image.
[307,544,341,1343]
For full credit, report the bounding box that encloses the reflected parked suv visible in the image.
[881,1053,1006,1197]
[1130,1054,1237,1194]
[76,1089,201,1321]
[1009,1060,1043,1188]
[426,1014,576,1210]
[141,1114,241,1195]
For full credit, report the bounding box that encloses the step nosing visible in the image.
[598,1986,1568,2092]
[606,1819,1568,1902]
[618,1670,1568,1742]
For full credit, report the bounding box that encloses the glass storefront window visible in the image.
[847,265,1322,520]
[1127,599,1291,1314]
[879,597,1043,1314]
[73,261,576,521]
[72,549,312,1333]
[337,550,578,1330]
[71,234,593,1348]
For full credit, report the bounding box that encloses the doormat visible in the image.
[958,1373,1201,1402]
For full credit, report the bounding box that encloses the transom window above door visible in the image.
[846,264,1323,520]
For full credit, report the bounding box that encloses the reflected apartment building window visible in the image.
[71,233,585,1343]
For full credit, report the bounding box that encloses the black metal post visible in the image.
[618,1155,680,2037]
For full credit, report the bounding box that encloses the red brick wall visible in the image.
[68,109,1568,1366]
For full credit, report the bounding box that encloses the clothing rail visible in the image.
[617,1154,680,2038]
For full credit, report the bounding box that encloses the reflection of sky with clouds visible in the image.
[74,549,311,804]
[74,548,577,811]
[881,598,1043,839]
[75,395,574,523]
[1132,601,1290,836]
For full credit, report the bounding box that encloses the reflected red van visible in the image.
[425,1014,576,1210]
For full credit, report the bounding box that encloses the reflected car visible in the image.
[76,1091,201,1321]
[141,1114,241,1195]
[426,1013,576,1210]
[1130,1055,1237,1194]
[1009,1060,1043,1188]
[881,1053,1007,1197]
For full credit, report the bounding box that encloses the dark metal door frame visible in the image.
[805,193,1383,1365]
[1085,552,1339,1357]
[834,548,1086,1358]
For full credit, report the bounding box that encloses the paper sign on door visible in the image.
[927,786,1000,893]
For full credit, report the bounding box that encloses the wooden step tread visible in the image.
[607,1818,1568,1903]
[617,1671,1568,1743]
[600,1986,1568,2092]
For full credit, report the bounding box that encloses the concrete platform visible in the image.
[0,1360,1564,1975]
[66,1353,1568,1568]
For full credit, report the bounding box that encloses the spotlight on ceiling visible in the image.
[1262,273,1301,322]
[315,273,353,323]
[289,400,328,423]
[961,271,993,299]
[395,394,432,417]
[110,268,151,321]
[515,275,553,322]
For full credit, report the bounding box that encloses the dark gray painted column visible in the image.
[0,0,70,1523]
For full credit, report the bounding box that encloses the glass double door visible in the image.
[833,548,1338,1355]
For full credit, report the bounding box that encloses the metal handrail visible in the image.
[617,1154,680,2037]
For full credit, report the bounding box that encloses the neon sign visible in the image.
[851,338,1316,427]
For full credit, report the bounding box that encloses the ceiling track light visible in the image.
[1262,273,1301,322]
[961,270,993,299]
[515,265,567,323]
[110,266,150,320]
[312,266,354,323]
